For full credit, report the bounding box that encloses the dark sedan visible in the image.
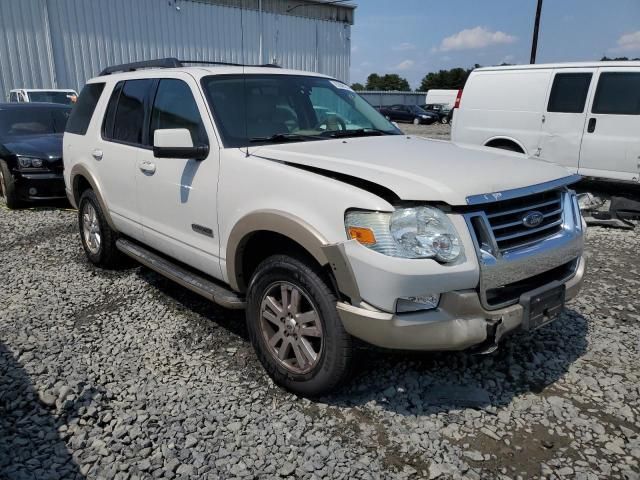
[0,103,70,208]
[377,104,438,125]
[421,103,453,124]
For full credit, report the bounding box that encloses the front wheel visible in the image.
[413,117,421,125]
[440,116,449,124]
[0,160,20,209]
[246,255,353,396]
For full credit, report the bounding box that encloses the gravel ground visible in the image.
[1,129,639,479]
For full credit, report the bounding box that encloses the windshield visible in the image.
[201,74,401,147]
[409,105,429,115]
[27,91,76,105]
[0,108,71,138]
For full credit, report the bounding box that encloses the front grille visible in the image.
[483,189,564,251]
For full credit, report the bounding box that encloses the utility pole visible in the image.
[530,0,543,64]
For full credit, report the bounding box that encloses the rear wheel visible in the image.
[78,189,123,268]
[491,142,523,153]
[246,254,353,396]
[0,160,20,209]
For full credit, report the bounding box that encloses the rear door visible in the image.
[136,75,222,279]
[537,69,594,172]
[578,67,640,182]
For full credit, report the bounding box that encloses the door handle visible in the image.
[92,149,103,161]
[541,114,546,123]
[139,161,156,175]
[587,118,597,133]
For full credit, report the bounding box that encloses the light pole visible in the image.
[530,0,543,64]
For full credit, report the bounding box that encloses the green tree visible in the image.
[418,66,478,91]
[365,73,411,91]
[601,56,640,61]
[350,82,365,91]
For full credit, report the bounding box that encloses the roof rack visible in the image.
[99,58,282,76]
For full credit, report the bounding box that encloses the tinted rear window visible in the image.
[547,73,592,113]
[592,72,640,115]
[111,79,153,145]
[0,107,71,137]
[65,83,105,135]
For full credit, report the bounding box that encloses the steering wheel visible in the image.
[315,114,347,132]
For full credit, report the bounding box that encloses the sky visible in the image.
[349,0,640,89]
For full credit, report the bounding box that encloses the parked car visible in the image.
[421,103,452,124]
[64,59,585,396]
[9,89,78,105]
[378,104,438,125]
[451,61,640,184]
[0,103,71,208]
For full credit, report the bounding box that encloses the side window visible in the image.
[547,73,592,113]
[65,83,105,135]
[111,79,153,145]
[9,92,17,102]
[150,79,207,145]
[592,72,640,115]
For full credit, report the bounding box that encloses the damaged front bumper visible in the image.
[334,256,584,351]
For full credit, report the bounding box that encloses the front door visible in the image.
[136,75,223,279]
[579,68,640,183]
[537,69,594,172]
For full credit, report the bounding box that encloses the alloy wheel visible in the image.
[82,202,102,254]
[259,281,324,374]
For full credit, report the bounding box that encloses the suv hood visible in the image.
[252,135,574,206]
[0,133,63,163]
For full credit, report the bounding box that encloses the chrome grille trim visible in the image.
[464,188,584,310]
[486,198,561,219]
[494,218,563,243]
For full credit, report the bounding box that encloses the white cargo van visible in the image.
[425,89,459,109]
[452,62,640,184]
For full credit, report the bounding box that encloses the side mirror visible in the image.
[153,128,209,160]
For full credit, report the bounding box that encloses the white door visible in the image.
[579,68,640,182]
[137,76,223,279]
[96,79,154,239]
[537,69,595,172]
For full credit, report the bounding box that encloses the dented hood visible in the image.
[251,135,575,206]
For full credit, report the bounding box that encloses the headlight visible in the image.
[17,157,44,168]
[345,206,463,262]
[421,115,428,119]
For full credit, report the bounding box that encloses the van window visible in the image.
[65,83,105,135]
[9,92,17,102]
[592,72,640,115]
[547,73,592,113]
[111,79,153,145]
[150,79,207,146]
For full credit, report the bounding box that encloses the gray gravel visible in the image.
[1,136,639,479]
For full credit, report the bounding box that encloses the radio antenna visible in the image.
[241,0,249,157]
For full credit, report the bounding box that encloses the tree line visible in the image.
[352,57,639,92]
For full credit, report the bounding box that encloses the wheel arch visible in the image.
[484,136,527,154]
[227,211,331,293]
[70,164,116,229]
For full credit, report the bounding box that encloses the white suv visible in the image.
[63,59,586,396]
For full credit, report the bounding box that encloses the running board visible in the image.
[116,238,245,309]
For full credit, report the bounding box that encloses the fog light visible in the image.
[29,187,37,195]
[396,294,440,313]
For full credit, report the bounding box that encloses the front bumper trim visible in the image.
[337,256,585,351]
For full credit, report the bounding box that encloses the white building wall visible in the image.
[0,0,351,97]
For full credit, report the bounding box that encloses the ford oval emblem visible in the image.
[522,211,544,228]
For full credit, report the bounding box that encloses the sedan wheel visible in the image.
[413,117,420,125]
[259,281,323,375]
[82,202,102,255]
[441,117,449,124]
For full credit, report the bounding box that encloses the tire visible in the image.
[0,159,21,209]
[413,117,420,125]
[78,189,123,268]
[492,143,523,153]
[246,254,353,396]
[440,116,449,124]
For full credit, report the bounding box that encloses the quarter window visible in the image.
[592,72,640,115]
[111,79,153,145]
[547,73,592,113]
[150,79,207,146]
[65,83,105,135]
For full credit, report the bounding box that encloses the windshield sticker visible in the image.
[330,81,354,92]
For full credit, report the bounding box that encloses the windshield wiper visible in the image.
[321,128,396,139]
[249,133,324,143]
